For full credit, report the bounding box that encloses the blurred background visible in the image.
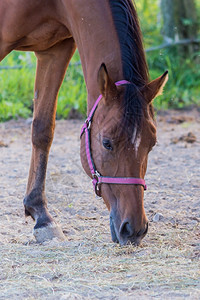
[0,0,199,122]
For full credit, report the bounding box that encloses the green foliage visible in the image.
[0,53,35,121]
[0,51,87,121]
[0,1,199,121]
[135,0,200,110]
[56,51,87,119]
[135,0,163,47]
[0,101,30,122]
[148,51,200,109]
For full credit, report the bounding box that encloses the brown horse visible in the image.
[0,0,168,245]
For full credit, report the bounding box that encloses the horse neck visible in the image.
[64,0,123,112]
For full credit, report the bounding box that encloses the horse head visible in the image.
[81,64,168,245]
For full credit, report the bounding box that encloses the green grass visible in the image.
[0,51,87,121]
[147,51,200,109]
[0,53,35,121]
[56,52,87,119]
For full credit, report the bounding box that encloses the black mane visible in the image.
[109,0,150,138]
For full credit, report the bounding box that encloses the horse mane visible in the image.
[109,0,152,139]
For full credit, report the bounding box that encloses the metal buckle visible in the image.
[92,170,101,179]
[95,182,101,197]
[85,119,91,130]
[92,171,101,197]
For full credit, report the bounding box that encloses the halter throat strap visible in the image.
[80,80,147,196]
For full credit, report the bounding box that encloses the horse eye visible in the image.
[102,139,113,150]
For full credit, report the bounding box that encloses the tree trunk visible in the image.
[161,0,199,57]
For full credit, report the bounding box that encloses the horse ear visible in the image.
[97,63,117,103]
[142,71,168,103]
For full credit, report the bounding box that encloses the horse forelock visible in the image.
[109,0,151,140]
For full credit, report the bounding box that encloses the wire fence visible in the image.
[0,38,200,70]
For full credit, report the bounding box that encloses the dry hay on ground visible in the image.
[0,110,199,299]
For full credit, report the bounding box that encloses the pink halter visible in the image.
[80,80,147,196]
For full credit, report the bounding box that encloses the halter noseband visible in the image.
[80,80,147,197]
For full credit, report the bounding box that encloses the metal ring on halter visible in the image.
[85,120,91,130]
[94,181,101,197]
[92,170,101,179]
[92,171,101,196]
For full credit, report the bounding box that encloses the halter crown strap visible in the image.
[81,80,147,196]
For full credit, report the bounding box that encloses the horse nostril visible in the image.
[144,222,148,235]
[120,221,134,238]
[119,221,148,243]
[137,222,148,237]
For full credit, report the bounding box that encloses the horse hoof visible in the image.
[33,222,66,243]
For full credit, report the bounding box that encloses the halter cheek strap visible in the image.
[80,80,147,196]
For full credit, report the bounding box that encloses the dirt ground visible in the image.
[0,109,199,299]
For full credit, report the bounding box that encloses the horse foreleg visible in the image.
[24,38,76,243]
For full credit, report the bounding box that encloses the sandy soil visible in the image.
[0,109,199,299]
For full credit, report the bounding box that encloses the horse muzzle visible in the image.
[110,214,148,246]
